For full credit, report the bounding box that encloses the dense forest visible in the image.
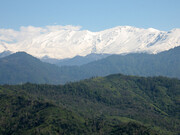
[0,74,179,134]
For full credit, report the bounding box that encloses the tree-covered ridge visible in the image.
[0,88,88,134]
[0,84,159,135]
[2,74,180,134]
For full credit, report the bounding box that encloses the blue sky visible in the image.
[0,0,179,31]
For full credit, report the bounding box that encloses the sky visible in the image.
[0,0,180,31]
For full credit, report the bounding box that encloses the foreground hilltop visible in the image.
[1,74,180,134]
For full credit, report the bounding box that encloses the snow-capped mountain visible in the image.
[0,25,180,59]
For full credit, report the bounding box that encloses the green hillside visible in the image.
[0,81,160,135]
[2,74,180,134]
[0,88,88,134]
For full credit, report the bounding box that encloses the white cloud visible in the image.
[0,25,82,53]
[0,28,19,42]
[0,25,82,42]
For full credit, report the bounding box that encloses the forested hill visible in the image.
[1,74,180,134]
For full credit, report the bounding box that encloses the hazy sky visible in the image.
[0,0,179,31]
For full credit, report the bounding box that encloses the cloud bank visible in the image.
[0,25,82,43]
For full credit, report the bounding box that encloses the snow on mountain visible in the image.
[0,25,180,59]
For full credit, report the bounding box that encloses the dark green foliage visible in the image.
[0,89,88,135]
[2,74,180,134]
[109,122,158,135]
[0,82,160,135]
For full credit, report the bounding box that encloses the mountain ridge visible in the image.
[0,25,180,59]
[2,74,179,134]
[0,46,179,84]
[41,53,110,66]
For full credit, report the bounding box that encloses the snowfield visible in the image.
[0,25,180,59]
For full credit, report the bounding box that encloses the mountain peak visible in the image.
[2,51,40,63]
[0,26,180,59]
[9,51,33,58]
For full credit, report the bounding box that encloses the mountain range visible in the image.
[0,26,180,59]
[0,25,180,135]
[41,53,110,66]
[0,46,179,84]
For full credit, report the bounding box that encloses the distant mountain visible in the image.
[0,52,63,84]
[78,46,180,79]
[41,53,109,66]
[55,46,180,82]
[0,25,180,59]
[0,50,12,58]
[0,46,179,84]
